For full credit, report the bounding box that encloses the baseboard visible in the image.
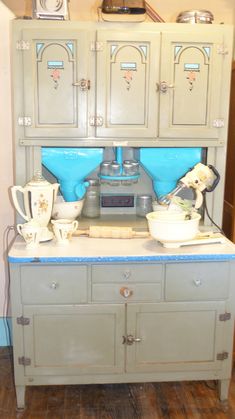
[0,317,12,346]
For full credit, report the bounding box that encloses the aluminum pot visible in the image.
[176,10,214,24]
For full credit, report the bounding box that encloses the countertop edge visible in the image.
[8,254,235,264]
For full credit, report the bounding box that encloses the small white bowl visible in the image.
[146,212,201,244]
[52,196,84,220]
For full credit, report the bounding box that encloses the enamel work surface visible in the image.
[8,236,235,263]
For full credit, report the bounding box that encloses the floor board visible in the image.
[1,348,235,419]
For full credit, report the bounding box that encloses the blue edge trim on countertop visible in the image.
[8,254,235,263]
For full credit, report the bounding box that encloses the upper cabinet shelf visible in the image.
[12,21,233,146]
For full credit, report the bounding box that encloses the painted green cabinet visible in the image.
[23,304,125,376]
[159,32,226,139]
[126,302,225,373]
[96,30,160,138]
[13,21,233,144]
[19,28,91,138]
[9,259,234,409]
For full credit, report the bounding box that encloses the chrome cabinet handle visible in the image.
[72,79,91,91]
[160,81,174,93]
[123,335,142,345]
[120,287,133,298]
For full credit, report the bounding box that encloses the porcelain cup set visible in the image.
[11,172,79,247]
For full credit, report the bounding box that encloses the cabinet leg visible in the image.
[218,379,230,401]
[15,385,26,409]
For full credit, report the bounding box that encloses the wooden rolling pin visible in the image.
[73,225,149,239]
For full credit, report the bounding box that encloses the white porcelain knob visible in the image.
[50,281,58,290]
[122,270,131,280]
[193,278,202,287]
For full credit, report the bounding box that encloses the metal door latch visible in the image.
[72,79,91,91]
[159,81,174,93]
[122,335,142,345]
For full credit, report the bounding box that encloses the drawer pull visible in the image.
[122,270,131,280]
[193,278,202,287]
[120,287,133,298]
[50,282,59,290]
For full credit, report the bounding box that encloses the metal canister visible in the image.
[123,160,140,176]
[100,161,111,176]
[136,194,153,217]
[109,161,121,176]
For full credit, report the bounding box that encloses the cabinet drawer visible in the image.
[91,264,163,283]
[92,283,162,303]
[20,265,88,304]
[165,262,230,301]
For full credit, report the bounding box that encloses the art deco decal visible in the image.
[121,62,137,90]
[174,45,211,92]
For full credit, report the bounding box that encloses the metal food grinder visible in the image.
[11,171,59,241]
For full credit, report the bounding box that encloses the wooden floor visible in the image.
[1,348,235,419]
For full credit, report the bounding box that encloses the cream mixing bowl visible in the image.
[146,212,201,245]
[52,195,84,220]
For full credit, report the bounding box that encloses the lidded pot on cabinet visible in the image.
[11,171,59,241]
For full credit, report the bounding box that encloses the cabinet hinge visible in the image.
[16,40,30,50]
[217,45,229,55]
[18,356,31,366]
[212,119,224,128]
[90,41,103,51]
[217,351,229,361]
[219,313,231,322]
[89,116,103,126]
[17,316,30,326]
[18,117,32,127]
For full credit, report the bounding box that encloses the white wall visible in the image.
[68,0,235,24]
[0,0,234,321]
[2,0,235,23]
[0,1,15,318]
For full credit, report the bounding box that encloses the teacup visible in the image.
[17,220,42,249]
[51,219,78,245]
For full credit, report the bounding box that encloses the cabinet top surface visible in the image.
[8,236,235,264]
[12,19,233,31]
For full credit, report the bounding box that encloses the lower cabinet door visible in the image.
[126,302,226,373]
[22,304,125,376]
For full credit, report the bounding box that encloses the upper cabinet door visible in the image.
[159,32,224,139]
[21,29,91,138]
[96,30,160,139]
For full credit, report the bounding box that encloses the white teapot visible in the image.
[11,171,59,241]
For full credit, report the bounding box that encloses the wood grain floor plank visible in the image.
[1,348,235,418]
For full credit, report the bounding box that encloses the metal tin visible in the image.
[100,161,111,176]
[176,10,214,24]
[136,194,153,217]
[109,161,121,176]
[123,160,139,176]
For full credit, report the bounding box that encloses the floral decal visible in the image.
[123,70,133,90]
[50,68,61,89]
[186,71,196,91]
[34,194,49,215]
